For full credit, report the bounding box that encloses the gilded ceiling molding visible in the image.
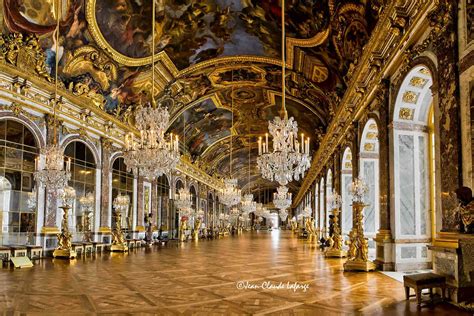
[286,28,330,69]
[292,0,436,207]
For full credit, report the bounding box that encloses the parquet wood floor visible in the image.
[0,231,470,315]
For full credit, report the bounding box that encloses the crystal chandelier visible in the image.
[279,209,289,221]
[241,193,257,213]
[256,3,311,186]
[113,194,130,212]
[241,126,257,213]
[273,185,292,210]
[350,177,369,203]
[175,187,193,214]
[219,176,242,207]
[123,0,179,180]
[61,186,76,207]
[254,203,264,217]
[33,12,71,191]
[327,189,342,209]
[219,69,242,207]
[196,208,205,219]
[79,192,95,211]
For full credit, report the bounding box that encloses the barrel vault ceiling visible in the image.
[1,0,384,195]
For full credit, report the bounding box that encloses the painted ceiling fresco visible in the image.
[168,98,232,159]
[0,0,384,195]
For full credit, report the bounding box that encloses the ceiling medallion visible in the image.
[123,0,180,180]
[256,2,311,186]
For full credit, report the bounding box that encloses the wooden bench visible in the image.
[403,273,446,306]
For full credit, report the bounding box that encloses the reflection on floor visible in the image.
[0,231,470,315]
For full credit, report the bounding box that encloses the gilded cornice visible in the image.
[0,64,224,191]
[293,0,436,207]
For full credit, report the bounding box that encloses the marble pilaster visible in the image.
[99,138,113,230]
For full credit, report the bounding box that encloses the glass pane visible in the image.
[5,169,21,191]
[5,147,22,170]
[6,121,23,144]
[362,160,376,233]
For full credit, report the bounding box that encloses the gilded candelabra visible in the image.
[53,205,77,259]
[193,218,201,242]
[110,210,128,252]
[343,202,376,271]
[179,217,188,242]
[305,218,317,243]
[53,186,77,259]
[325,207,347,258]
[110,194,129,252]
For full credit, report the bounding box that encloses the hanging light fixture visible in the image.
[219,70,241,207]
[123,0,180,180]
[34,4,71,191]
[241,124,257,213]
[256,1,311,186]
[175,187,192,215]
[273,185,292,211]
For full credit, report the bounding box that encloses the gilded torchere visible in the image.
[110,194,129,252]
[53,186,77,259]
[343,202,376,271]
[325,207,347,258]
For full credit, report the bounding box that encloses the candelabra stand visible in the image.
[82,210,92,243]
[343,202,376,271]
[179,217,188,242]
[110,210,128,252]
[193,218,201,242]
[53,205,77,259]
[325,207,347,258]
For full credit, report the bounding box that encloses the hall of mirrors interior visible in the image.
[0,0,473,314]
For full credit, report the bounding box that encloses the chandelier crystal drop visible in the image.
[273,185,292,211]
[175,187,193,214]
[123,104,180,180]
[34,144,71,191]
[241,193,257,213]
[219,178,242,207]
[61,186,76,207]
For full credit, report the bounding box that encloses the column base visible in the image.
[325,248,347,258]
[110,244,128,252]
[374,229,395,271]
[343,259,376,272]
[53,248,77,259]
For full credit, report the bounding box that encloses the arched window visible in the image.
[0,119,38,244]
[156,175,170,231]
[341,147,353,236]
[392,65,434,264]
[319,177,325,234]
[359,119,380,245]
[326,169,333,229]
[64,141,97,234]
